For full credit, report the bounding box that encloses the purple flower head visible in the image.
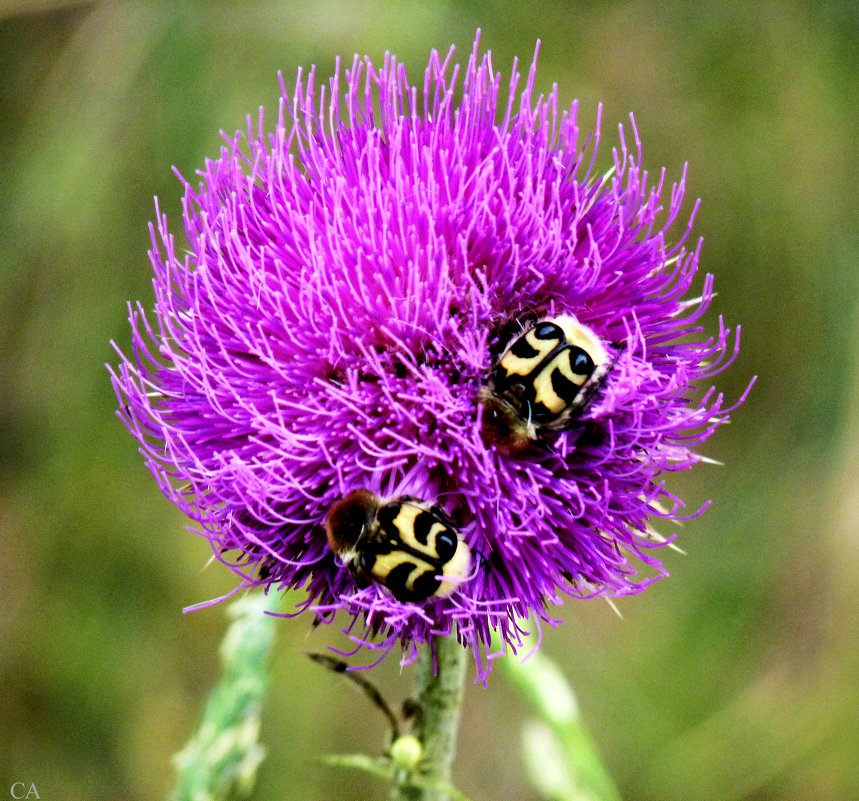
[110,34,750,681]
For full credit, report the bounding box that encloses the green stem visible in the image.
[170,591,281,801]
[503,646,623,801]
[393,634,468,801]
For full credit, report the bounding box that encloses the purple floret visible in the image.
[110,34,749,681]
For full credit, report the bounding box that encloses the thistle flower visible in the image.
[110,34,748,681]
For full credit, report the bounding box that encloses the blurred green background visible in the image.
[1,1,857,799]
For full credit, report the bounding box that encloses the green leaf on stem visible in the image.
[322,752,477,801]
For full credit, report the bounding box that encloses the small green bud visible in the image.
[389,734,423,771]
